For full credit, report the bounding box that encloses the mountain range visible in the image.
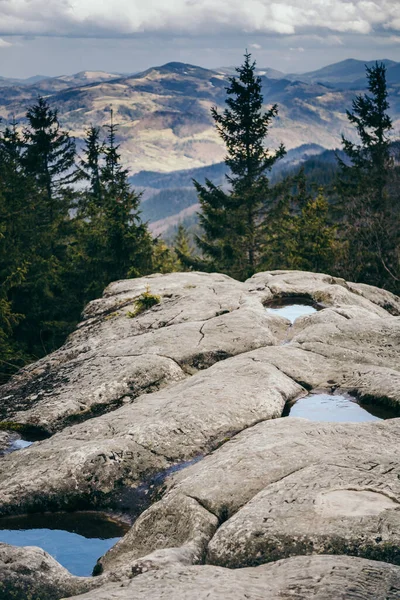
[0,58,399,235]
[0,58,399,175]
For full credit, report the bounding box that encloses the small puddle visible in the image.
[283,392,396,422]
[10,438,33,451]
[265,298,320,323]
[0,512,129,577]
[0,430,49,456]
[0,457,204,576]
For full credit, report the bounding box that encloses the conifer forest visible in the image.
[1,54,399,383]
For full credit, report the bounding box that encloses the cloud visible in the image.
[0,38,12,47]
[0,1,399,38]
[250,43,262,50]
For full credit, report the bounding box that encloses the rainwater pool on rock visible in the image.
[0,512,129,577]
[283,392,396,423]
[10,438,33,450]
[265,298,320,323]
[0,430,49,456]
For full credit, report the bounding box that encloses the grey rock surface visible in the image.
[0,432,12,454]
[0,272,287,432]
[99,417,400,575]
[0,543,99,600]
[65,556,400,600]
[0,351,302,516]
[0,270,399,599]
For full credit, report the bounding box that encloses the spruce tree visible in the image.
[339,62,393,209]
[100,111,153,281]
[174,224,192,256]
[23,96,77,226]
[1,103,82,360]
[77,112,153,300]
[0,123,40,373]
[194,52,285,279]
[80,125,104,212]
[262,170,338,273]
[338,63,399,290]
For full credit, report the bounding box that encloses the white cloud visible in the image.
[250,43,262,50]
[0,38,12,47]
[0,1,399,38]
[309,34,344,46]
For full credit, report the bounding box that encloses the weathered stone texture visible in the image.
[0,270,399,599]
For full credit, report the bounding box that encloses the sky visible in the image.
[0,0,399,78]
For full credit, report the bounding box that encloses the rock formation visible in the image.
[0,270,399,599]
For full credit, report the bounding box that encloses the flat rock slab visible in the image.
[247,270,400,316]
[99,418,400,574]
[207,461,400,567]
[0,352,302,516]
[2,270,399,432]
[66,556,400,600]
[0,272,287,432]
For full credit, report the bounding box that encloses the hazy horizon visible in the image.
[0,0,399,79]
[1,50,399,81]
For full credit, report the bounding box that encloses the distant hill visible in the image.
[288,58,399,89]
[0,70,123,93]
[218,66,286,79]
[0,58,398,175]
[0,74,49,88]
[148,147,346,239]
[137,144,329,233]
[131,161,228,190]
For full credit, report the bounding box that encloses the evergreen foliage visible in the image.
[262,170,338,274]
[338,63,399,292]
[193,52,285,280]
[151,237,181,274]
[0,103,173,382]
[339,63,392,208]
[173,223,194,271]
[23,96,78,225]
[76,112,154,301]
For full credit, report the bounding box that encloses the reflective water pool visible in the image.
[265,298,320,323]
[0,512,129,577]
[283,392,396,422]
[10,438,33,450]
[0,429,50,456]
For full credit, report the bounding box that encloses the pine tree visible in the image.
[339,62,392,209]
[338,63,399,290]
[80,125,104,212]
[173,223,194,270]
[151,238,181,274]
[0,103,82,360]
[100,111,153,281]
[262,170,339,274]
[23,96,77,226]
[76,112,153,300]
[296,190,338,273]
[0,123,39,374]
[194,52,285,279]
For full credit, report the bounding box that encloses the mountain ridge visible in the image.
[0,58,398,175]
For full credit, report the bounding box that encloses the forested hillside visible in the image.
[0,56,399,385]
